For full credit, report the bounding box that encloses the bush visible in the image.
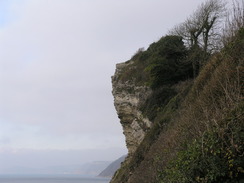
[146,36,193,88]
[140,87,177,121]
[160,102,244,183]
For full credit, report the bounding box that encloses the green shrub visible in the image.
[146,36,193,88]
[140,87,177,121]
[160,102,244,183]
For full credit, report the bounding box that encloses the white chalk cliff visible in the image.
[112,61,152,155]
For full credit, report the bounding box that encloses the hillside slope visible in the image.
[99,155,126,178]
[111,24,244,183]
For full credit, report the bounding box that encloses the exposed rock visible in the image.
[112,61,152,155]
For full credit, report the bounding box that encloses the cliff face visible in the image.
[112,61,152,155]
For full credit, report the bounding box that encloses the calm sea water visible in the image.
[0,175,110,183]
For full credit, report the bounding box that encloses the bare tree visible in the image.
[170,0,226,77]
[222,0,244,45]
[199,0,226,52]
[170,0,226,52]
[170,17,203,48]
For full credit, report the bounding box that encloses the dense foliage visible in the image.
[121,36,193,88]
[160,102,244,183]
[146,36,193,88]
[140,86,177,121]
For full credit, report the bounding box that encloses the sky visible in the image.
[0,0,210,174]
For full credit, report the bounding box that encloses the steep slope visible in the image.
[111,29,244,183]
[99,155,127,178]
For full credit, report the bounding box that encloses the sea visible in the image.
[0,175,110,183]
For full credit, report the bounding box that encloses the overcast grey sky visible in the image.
[0,0,210,173]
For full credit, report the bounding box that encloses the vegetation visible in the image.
[111,1,244,183]
[160,102,244,183]
[146,36,192,88]
[170,0,226,77]
[120,36,192,87]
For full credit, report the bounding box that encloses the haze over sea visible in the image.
[0,175,110,183]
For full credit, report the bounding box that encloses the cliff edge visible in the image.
[112,61,152,155]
